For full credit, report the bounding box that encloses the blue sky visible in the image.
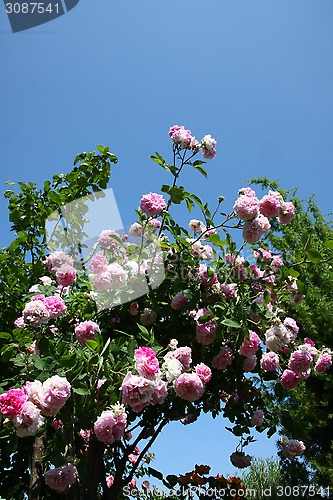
[1,0,333,481]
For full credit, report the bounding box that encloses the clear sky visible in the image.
[1,0,333,482]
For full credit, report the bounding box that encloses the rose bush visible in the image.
[0,128,331,498]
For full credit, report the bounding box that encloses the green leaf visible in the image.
[161,184,172,194]
[1,345,16,362]
[100,337,111,357]
[73,387,90,396]
[306,249,322,263]
[192,160,206,167]
[296,279,307,294]
[85,340,99,351]
[150,151,165,165]
[188,192,204,210]
[185,197,194,212]
[285,267,300,278]
[137,325,150,342]
[97,145,108,154]
[324,240,333,249]
[197,314,210,324]
[169,186,185,204]
[301,232,311,249]
[193,164,207,178]
[0,332,11,340]
[221,319,241,328]
[60,353,77,368]
[207,234,225,247]
[263,290,271,306]
[31,355,47,371]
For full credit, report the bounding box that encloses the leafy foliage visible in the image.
[251,178,333,487]
[0,135,331,499]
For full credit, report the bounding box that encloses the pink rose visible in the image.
[271,255,284,272]
[189,219,207,234]
[212,347,233,370]
[243,355,257,372]
[151,378,168,405]
[14,316,25,328]
[134,347,159,379]
[195,363,212,383]
[238,331,261,357]
[195,308,217,345]
[278,201,295,224]
[234,195,260,221]
[55,265,77,287]
[173,373,205,401]
[106,475,114,488]
[94,406,127,444]
[251,409,265,427]
[242,215,271,244]
[89,252,108,273]
[238,187,257,197]
[164,346,192,370]
[280,437,305,460]
[31,376,71,416]
[171,292,189,310]
[45,464,78,493]
[283,317,299,335]
[75,320,100,347]
[315,353,332,373]
[254,248,272,260]
[149,218,162,229]
[23,300,50,326]
[169,125,193,149]
[260,351,279,371]
[201,134,217,159]
[128,454,137,464]
[107,263,128,288]
[129,301,139,316]
[0,388,27,419]
[221,283,236,301]
[45,251,74,274]
[280,369,299,389]
[43,295,67,319]
[259,192,283,218]
[288,350,312,374]
[120,372,155,412]
[129,222,143,237]
[13,401,45,437]
[98,229,120,250]
[140,308,157,326]
[140,193,167,217]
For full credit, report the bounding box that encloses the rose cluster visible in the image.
[88,204,164,295]
[94,403,127,444]
[0,375,71,436]
[120,345,213,411]
[120,347,168,412]
[16,292,67,327]
[233,187,295,244]
[280,436,306,460]
[45,250,77,287]
[169,125,217,159]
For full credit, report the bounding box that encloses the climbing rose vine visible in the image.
[0,125,331,499]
